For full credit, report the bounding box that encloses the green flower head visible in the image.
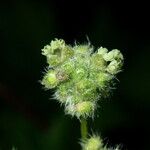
[41,39,124,119]
[81,135,121,150]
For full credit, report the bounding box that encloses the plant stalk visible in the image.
[80,118,88,140]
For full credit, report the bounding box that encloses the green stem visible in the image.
[80,118,88,140]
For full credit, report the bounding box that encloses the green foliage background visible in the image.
[0,0,150,150]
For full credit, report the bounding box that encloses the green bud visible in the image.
[69,55,89,81]
[76,79,92,92]
[50,39,65,50]
[106,60,122,74]
[103,49,123,62]
[91,53,107,70]
[66,101,95,118]
[76,101,95,118]
[42,39,74,66]
[42,39,65,56]
[41,70,58,89]
[75,79,98,102]
[73,44,93,55]
[82,135,103,150]
[97,47,108,56]
[73,67,88,81]
[46,55,60,67]
[55,81,73,104]
[81,135,122,150]
[96,72,112,88]
[60,59,75,74]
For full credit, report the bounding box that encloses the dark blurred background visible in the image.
[0,0,150,150]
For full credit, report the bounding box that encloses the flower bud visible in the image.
[73,44,93,55]
[76,101,95,118]
[66,101,95,118]
[106,60,122,74]
[82,135,103,150]
[97,47,108,56]
[46,55,60,67]
[60,59,75,75]
[42,39,74,66]
[96,72,112,88]
[42,39,65,56]
[76,79,93,92]
[54,81,74,104]
[91,53,107,70]
[41,70,58,89]
[73,67,87,80]
[103,49,123,62]
[75,79,98,102]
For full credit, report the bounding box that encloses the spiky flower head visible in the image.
[41,39,124,119]
[81,135,103,150]
[81,135,121,150]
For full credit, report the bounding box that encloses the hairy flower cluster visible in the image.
[81,135,121,150]
[41,39,123,119]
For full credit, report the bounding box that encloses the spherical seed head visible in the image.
[82,135,103,150]
[81,135,122,150]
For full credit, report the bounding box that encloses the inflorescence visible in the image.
[41,39,123,119]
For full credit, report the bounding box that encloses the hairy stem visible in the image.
[81,118,88,140]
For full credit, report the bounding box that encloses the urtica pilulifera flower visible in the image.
[41,39,124,119]
[81,135,121,150]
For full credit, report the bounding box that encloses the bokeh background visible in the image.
[0,0,150,150]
